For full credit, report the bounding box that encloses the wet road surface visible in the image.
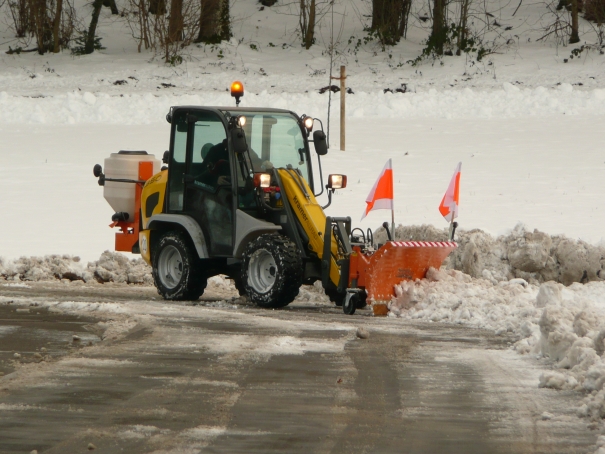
[0,282,598,453]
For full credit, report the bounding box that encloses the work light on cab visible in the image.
[327,174,347,189]
[301,114,314,131]
[231,81,244,106]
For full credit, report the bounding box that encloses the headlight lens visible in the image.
[327,174,347,189]
[254,173,272,188]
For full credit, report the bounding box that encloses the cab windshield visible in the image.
[223,111,309,182]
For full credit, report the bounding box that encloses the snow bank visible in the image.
[388,261,605,427]
[1,85,605,125]
[3,224,603,289]
[0,251,152,285]
[375,223,605,286]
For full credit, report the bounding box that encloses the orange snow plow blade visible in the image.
[350,241,457,315]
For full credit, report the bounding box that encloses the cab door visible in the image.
[167,110,234,257]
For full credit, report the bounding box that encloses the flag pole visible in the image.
[448,220,458,241]
[390,158,395,240]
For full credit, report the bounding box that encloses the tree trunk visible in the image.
[149,0,166,15]
[29,0,49,54]
[570,0,580,43]
[456,0,469,55]
[167,0,184,43]
[371,0,408,45]
[84,0,104,54]
[102,0,119,15]
[398,0,412,39]
[52,0,63,52]
[218,0,230,40]
[195,0,230,43]
[304,0,316,49]
[10,0,31,38]
[430,0,447,54]
[195,0,218,43]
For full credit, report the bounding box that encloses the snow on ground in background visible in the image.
[1,85,605,125]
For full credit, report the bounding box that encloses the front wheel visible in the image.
[241,234,303,308]
[152,231,207,301]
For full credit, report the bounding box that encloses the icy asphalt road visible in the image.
[0,282,597,453]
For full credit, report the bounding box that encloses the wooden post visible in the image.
[340,65,346,151]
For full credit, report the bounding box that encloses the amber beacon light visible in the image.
[231,81,244,106]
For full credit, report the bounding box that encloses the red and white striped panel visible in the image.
[390,241,457,248]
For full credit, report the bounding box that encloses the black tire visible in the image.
[342,295,357,315]
[343,292,367,315]
[152,231,207,301]
[241,234,303,308]
[343,293,357,315]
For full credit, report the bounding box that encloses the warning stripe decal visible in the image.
[391,241,457,248]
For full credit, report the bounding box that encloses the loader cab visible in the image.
[164,106,315,257]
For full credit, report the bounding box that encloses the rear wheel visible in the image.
[152,231,207,301]
[241,234,303,308]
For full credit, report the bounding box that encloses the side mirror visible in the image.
[162,150,169,164]
[93,164,102,177]
[313,130,328,156]
[231,128,248,154]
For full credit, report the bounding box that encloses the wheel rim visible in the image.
[158,245,183,289]
[248,249,277,293]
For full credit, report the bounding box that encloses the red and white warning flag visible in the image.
[361,159,394,220]
[438,162,462,222]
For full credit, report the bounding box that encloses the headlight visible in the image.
[327,174,347,189]
[254,173,272,188]
[237,115,246,127]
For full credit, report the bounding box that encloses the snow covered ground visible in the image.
[1,0,605,450]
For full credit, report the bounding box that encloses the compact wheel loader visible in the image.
[93,82,456,315]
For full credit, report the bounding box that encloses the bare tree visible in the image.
[194,0,231,44]
[7,0,32,37]
[148,0,166,14]
[455,0,470,54]
[167,0,184,43]
[124,0,209,62]
[300,0,316,49]
[430,0,448,54]
[102,0,119,14]
[84,0,103,53]
[570,0,580,42]
[371,0,412,45]
[29,0,52,53]
[52,0,62,52]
